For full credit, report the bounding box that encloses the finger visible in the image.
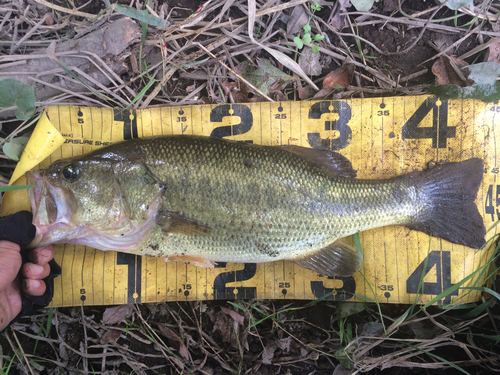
[0,241,21,289]
[22,262,51,280]
[0,280,22,331]
[29,245,55,265]
[22,279,46,297]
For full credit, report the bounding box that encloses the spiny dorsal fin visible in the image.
[282,146,357,178]
[155,210,212,236]
[290,240,361,277]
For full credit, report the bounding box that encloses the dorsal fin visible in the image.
[282,146,357,178]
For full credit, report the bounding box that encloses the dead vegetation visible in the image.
[1,0,500,374]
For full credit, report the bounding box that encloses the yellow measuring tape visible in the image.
[3,96,499,306]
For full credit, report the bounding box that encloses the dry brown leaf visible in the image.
[102,304,135,325]
[313,87,334,99]
[300,47,322,76]
[100,329,122,345]
[297,85,315,99]
[221,81,262,103]
[247,0,319,91]
[330,0,351,30]
[261,337,292,364]
[220,306,245,326]
[262,342,277,364]
[212,310,233,344]
[157,323,190,360]
[287,5,309,38]
[383,0,399,13]
[486,38,500,63]
[323,63,355,89]
[432,56,470,86]
[276,337,292,352]
[212,309,249,351]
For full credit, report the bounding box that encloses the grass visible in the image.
[1,0,500,373]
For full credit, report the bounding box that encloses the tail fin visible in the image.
[406,158,486,249]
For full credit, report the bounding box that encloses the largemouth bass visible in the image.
[26,136,485,277]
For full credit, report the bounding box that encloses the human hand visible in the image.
[0,242,55,331]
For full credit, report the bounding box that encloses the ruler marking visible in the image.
[112,252,115,304]
[81,249,86,293]
[273,261,276,299]
[263,259,266,299]
[91,249,96,305]
[101,250,105,304]
[150,108,153,136]
[110,108,113,142]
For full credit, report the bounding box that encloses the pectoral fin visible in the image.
[155,210,212,236]
[290,240,361,277]
[165,255,215,268]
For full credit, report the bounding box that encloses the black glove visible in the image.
[0,211,61,332]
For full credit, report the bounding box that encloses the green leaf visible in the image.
[438,0,473,10]
[112,4,170,28]
[336,302,368,319]
[314,34,325,41]
[310,4,322,11]
[238,60,296,95]
[3,136,30,161]
[293,36,304,49]
[0,79,36,120]
[0,184,39,192]
[303,32,312,43]
[311,45,320,54]
[429,62,500,102]
[303,23,311,32]
[350,0,375,12]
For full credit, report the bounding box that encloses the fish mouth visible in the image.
[26,170,78,247]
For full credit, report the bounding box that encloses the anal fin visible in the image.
[290,240,361,277]
[165,255,215,268]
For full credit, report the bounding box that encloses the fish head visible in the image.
[26,158,131,247]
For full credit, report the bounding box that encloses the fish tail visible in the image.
[406,158,486,249]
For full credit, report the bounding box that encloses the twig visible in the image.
[32,0,98,19]
[10,13,51,55]
[195,42,275,102]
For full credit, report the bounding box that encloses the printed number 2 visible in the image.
[406,251,457,305]
[402,98,455,148]
[485,184,500,221]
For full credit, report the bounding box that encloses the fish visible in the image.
[26,135,486,278]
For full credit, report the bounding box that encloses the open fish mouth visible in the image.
[26,170,78,247]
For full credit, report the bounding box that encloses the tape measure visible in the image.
[5,96,499,307]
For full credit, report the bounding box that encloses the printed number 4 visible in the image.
[401,98,455,148]
[485,184,500,221]
[406,251,457,305]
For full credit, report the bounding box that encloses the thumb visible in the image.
[0,241,22,289]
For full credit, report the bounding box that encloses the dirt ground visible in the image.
[1,0,500,374]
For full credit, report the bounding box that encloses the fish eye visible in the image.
[62,164,80,182]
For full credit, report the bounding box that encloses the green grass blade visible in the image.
[124,78,156,110]
[402,342,471,375]
[0,185,39,192]
[45,308,54,337]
